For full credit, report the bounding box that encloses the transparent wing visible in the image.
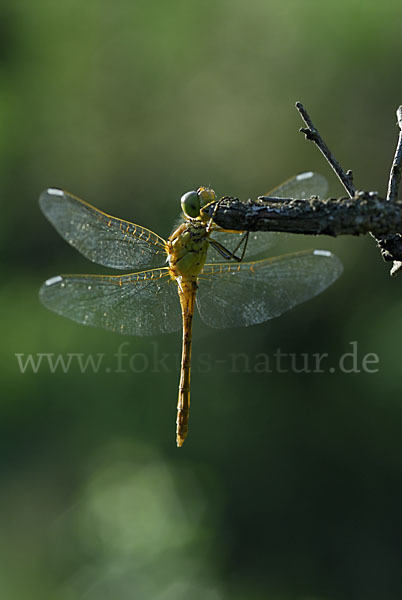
[206,172,328,263]
[39,188,167,270]
[262,171,328,200]
[39,268,181,336]
[196,249,342,328]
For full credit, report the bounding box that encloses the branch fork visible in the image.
[205,102,402,276]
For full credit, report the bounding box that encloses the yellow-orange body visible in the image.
[166,219,211,446]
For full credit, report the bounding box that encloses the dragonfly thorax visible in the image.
[167,220,209,280]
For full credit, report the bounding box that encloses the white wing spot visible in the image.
[45,275,63,286]
[296,171,314,181]
[47,188,64,196]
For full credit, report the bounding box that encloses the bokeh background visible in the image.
[1,1,402,598]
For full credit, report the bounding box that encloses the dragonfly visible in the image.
[39,171,342,447]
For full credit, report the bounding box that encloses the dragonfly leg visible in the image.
[230,231,249,261]
[205,196,228,233]
[209,231,250,262]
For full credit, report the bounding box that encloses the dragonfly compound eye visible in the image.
[181,191,200,218]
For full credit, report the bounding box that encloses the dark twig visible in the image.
[296,102,402,273]
[387,106,402,203]
[205,193,402,246]
[295,102,356,198]
[375,105,402,275]
[203,103,402,274]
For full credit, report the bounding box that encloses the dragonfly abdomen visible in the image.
[176,281,196,447]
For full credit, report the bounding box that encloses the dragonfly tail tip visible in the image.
[176,434,186,448]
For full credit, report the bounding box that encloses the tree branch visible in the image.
[204,103,402,275]
[377,105,402,275]
[205,193,402,243]
[296,102,356,198]
[387,106,402,203]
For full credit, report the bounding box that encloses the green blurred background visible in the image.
[1,1,402,598]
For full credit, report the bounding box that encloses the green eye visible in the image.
[181,191,200,218]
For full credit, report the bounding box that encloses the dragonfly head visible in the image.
[180,187,216,220]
